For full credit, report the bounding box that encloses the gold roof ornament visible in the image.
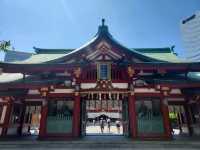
[39,87,49,97]
[74,67,81,78]
[127,66,135,77]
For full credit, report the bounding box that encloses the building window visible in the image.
[98,63,110,80]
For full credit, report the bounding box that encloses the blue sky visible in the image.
[0,0,200,60]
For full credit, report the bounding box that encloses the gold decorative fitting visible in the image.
[158,69,166,75]
[42,92,47,97]
[74,67,81,78]
[161,86,170,91]
[131,91,135,96]
[75,92,79,96]
[156,85,161,90]
[40,87,49,97]
[50,85,54,90]
[4,96,10,101]
[64,70,71,76]
[40,87,49,91]
[127,66,135,77]
[163,91,168,96]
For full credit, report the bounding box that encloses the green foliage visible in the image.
[0,40,11,52]
[169,112,177,119]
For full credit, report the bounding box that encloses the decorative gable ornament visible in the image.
[97,41,111,53]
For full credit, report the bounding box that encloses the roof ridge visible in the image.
[133,47,173,53]
[33,47,74,54]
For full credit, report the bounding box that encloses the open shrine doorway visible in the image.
[20,102,42,137]
[22,105,41,136]
[1,101,42,138]
[168,104,191,137]
[80,92,130,137]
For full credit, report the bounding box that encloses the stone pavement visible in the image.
[0,136,200,150]
[86,125,123,135]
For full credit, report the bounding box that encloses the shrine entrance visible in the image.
[81,92,130,137]
[168,104,191,136]
[21,103,42,136]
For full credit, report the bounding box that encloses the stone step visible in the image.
[1,141,200,149]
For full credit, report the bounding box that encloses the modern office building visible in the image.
[180,11,200,61]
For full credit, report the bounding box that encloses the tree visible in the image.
[0,40,12,52]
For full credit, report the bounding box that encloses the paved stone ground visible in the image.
[86,125,123,135]
[0,126,200,150]
[0,136,200,150]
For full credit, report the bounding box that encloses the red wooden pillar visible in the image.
[161,97,172,139]
[128,93,137,138]
[39,99,48,139]
[73,93,81,137]
[2,101,12,136]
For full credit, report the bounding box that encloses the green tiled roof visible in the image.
[14,53,67,64]
[10,47,185,64]
[133,48,185,63]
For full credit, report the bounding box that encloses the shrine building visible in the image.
[0,19,200,140]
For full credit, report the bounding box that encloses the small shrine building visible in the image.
[0,20,200,140]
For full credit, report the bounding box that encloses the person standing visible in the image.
[100,118,105,133]
[116,120,121,134]
[107,118,111,133]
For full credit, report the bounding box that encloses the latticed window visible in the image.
[98,63,110,80]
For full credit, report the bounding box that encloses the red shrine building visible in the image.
[0,20,200,140]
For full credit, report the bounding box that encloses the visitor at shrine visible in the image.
[100,118,105,133]
[116,120,121,134]
[107,118,111,133]
[93,119,96,126]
